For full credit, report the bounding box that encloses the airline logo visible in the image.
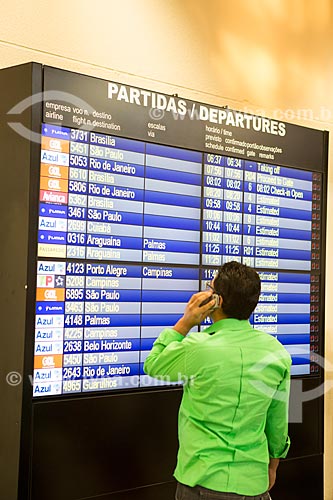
[40,150,69,166]
[36,288,65,301]
[40,164,69,180]
[34,368,63,382]
[35,328,63,341]
[42,124,70,140]
[38,231,66,245]
[36,302,64,314]
[38,243,67,258]
[33,381,62,396]
[37,261,66,275]
[39,216,67,232]
[35,314,64,328]
[40,177,68,192]
[37,275,55,288]
[40,190,68,205]
[41,136,70,153]
[39,203,68,218]
[34,353,63,369]
[34,341,63,355]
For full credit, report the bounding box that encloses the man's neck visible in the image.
[210,310,229,323]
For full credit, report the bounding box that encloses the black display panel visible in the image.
[32,67,325,397]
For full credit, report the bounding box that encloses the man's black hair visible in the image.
[213,261,261,320]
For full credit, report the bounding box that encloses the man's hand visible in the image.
[173,291,216,336]
[268,458,279,490]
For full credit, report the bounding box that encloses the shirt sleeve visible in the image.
[143,328,191,382]
[265,363,291,459]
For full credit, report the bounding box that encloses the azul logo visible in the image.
[37,261,65,274]
[35,315,64,327]
[39,217,67,231]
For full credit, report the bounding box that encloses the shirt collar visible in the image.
[203,318,252,335]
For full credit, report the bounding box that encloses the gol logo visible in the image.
[48,165,61,177]
[50,139,62,151]
[42,356,55,368]
[44,290,57,300]
[48,179,61,189]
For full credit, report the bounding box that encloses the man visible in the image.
[144,261,291,500]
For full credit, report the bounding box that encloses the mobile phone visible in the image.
[199,293,220,310]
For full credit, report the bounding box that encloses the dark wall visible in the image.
[272,455,323,500]
[31,389,182,500]
[29,381,323,500]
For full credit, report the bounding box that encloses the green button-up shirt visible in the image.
[144,318,291,496]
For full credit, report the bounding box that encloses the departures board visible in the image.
[32,67,325,397]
